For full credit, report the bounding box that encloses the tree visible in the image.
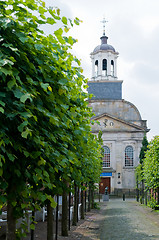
[0,0,103,239]
[139,133,148,164]
[138,133,148,203]
[143,136,159,207]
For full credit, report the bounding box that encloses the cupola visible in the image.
[88,19,123,100]
[90,19,119,81]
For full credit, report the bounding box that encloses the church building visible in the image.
[88,22,149,195]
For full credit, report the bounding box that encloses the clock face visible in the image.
[103,119,114,128]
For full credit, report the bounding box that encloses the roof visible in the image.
[93,44,115,53]
[93,35,115,53]
[89,99,142,121]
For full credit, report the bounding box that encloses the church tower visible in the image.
[91,34,118,81]
[89,23,123,101]
[88,20,149,196]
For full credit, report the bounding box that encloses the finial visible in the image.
[101,17,108,36]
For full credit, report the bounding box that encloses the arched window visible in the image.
[102,59,107,76]
[103,146,110,167]
[95,60,98,76]
[125,146,133,167]
[111,60,114,76]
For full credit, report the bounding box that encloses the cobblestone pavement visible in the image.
[2,199,159,240]
[99,199,159,240]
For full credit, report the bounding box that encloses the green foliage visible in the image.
[135,163,143,183]
[135,133,148,188]
[143,136,159,190]
[0,1,102,235]
[93,202,100,210]
[139,133,148,164]
[147,196,157,209]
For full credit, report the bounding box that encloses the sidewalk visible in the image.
[22,207,101,240]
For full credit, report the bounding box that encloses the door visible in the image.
[99,177,111,194]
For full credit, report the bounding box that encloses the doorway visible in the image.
[99,177,111,194]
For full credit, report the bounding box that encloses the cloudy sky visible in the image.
[45,0,159,141]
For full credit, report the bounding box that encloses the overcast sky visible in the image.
[44,0,159,141]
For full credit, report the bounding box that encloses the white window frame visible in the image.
[103,146,110,168]
[125,146,133,167]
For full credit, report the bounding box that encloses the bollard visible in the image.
[103,186,109,201]
[123,193,125,201]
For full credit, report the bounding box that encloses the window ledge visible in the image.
[102,167,116,173]
[123,166,135,169]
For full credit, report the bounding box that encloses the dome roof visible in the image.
[93,44,115,53]
[93,35,115,53]
[89,100,142,122]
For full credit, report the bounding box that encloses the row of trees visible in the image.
[136,135,159,209]
[0,1,103,239]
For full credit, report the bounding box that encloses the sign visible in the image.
[100,172,112,177]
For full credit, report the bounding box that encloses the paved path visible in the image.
[99,199,159,240]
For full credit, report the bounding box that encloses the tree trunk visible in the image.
[77,187,79,222]
[81,185,84,219]
[145,190,147,206]
[99,184,101,202]
[68,192,71,230]
[136,188,139,202]
[136,174,139,202]
[157,187,159,205]
[47,201,54,240]
[31,210,35,240]
[61,184,68,236]
[139,188,142,204]
[85,184,87,213]
[87,183,91,212]
[91,186,94,209]
[141,180,144,204]
[148,189,151,202]
[72,184,77,226]
[6,201,16,240]
[55,195,59,240]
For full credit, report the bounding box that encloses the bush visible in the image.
[93,202,100,210]
[148,197,157,209]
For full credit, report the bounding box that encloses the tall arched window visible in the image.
[95,60,98,76]
[111,60,114,76]
[102,59,107,76]
[103,146,110,167]
[125,146,133,167]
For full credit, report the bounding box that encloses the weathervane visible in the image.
[101,17,108,36]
